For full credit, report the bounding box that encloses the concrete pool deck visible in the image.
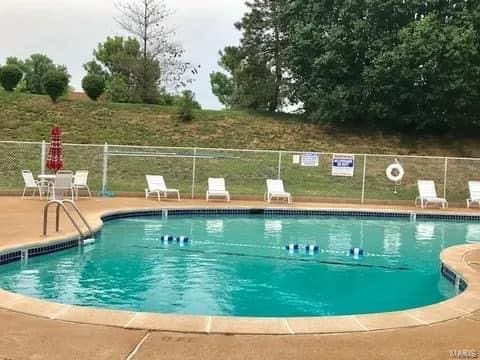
[0,196,479,359]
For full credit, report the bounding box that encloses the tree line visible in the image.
[0,54,70,103]
[0,0,201,118]
[1,0,479,132]
[210,0,480,132]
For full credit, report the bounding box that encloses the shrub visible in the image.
[107,75,130,103]
[0,65,23,91]
[157,91,175,106]
[82,74,106,101]
[42,70,69,103]
[177,90,201,121]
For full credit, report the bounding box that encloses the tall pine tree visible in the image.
[210,0,288,111]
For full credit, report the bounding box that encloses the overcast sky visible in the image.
[0,0,247,109]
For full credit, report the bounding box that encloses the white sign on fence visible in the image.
[301,152,319,167]
[332,154,355,176]
[292,154,300,164]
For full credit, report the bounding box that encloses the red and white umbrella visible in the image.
[46,125,64,171]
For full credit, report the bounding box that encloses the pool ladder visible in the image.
[43,200,93,241]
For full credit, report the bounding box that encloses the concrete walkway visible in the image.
[0,197,479,359]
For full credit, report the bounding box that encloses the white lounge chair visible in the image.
[467,181,480,208]
[415,180,447,209]
[206,178,230,202]
[73,170,91,199]
[145,175,180,201]
[21,170,42,199]
[265,179,292,204]
[47,172,74,201]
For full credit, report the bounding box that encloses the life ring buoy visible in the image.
[386,162,404,182]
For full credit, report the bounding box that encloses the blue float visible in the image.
[161,235,174,243]
[349,247,365,257]
[305,244,319,253]
[285,244,299,251]
[177,236,189,243]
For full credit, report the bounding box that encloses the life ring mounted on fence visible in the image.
[386,160,404,183]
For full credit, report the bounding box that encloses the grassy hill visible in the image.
[1,90,479,156]
[1,90,479,203]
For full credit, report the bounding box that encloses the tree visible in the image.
[5,57,26,72]
[234,0,289,111]
[42,70,70,103]
[365,14,480,131]
[0,64,23,91]
[23,54,56,94]
[85,36,163,104]
[83,60,108,78]
[284,0,480,131]
[19,54,69,95]
[209,47,242,108]
[210,0,289,111]
[106,74,130,103]
[114,0,197,92]
[177,90,201,121]
[82,74,106,101]
[210,45,276,111]
[91,36,141,80]
[210,71,235,108]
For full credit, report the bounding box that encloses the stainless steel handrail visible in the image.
[60,200,93,237]
[43,200,92,240]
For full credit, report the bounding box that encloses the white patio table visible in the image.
[37,174,57,181]
[37,174,75,198]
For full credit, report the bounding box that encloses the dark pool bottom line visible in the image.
[132,245,412,271]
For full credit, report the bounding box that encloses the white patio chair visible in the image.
[73,170,91,199]
[415,180,447,209]
[47,172,74,201]
[206,178,230,202]
[145,175,180,201]
[467,181,480,208]
[21,170,42,199]
[265,179,292,204]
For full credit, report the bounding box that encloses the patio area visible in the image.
[0,196,479,359]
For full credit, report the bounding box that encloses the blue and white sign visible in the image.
[301,152,319,167]
[332,154,355,176]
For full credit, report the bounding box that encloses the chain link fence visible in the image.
[1,140,479,204]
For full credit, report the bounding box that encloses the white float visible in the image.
[386,159,405,194]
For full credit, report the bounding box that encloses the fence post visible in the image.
[361,154,367,204]
[40,140,46,175]
[191,147,197,199]
[277,151,282,179]
[102,142,108,193]
[443,157,448,199]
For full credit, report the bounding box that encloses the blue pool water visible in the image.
[0,214,476,317]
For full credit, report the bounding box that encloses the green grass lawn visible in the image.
[1,90,479,203]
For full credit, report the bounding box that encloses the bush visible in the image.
[42,70,69,103]
[107,75,130,103]
[177,90,200,121]
[82,74,106,101]
[157,91,175,106]
[0,65,23,91]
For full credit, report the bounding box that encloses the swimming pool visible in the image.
[0,210,475,317]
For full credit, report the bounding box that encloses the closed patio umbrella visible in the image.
[46,125,64,171]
